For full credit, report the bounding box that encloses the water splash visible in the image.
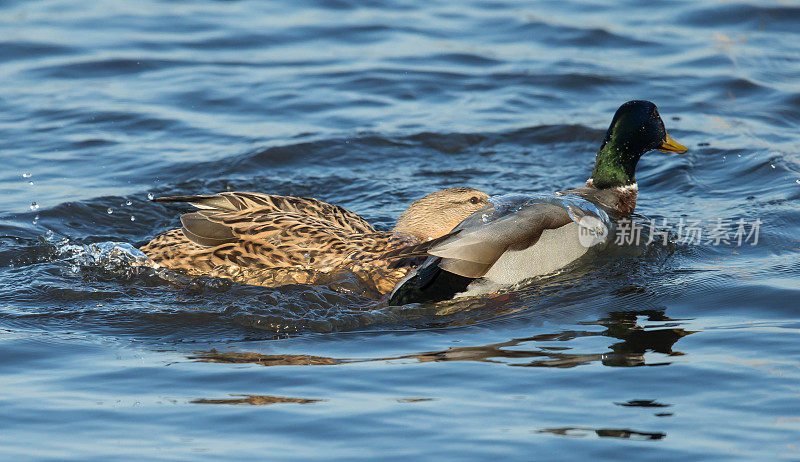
[54,240,153,272]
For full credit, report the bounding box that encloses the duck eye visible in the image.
[469,196,481,204]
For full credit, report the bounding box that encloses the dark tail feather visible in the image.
[388,257,474,306]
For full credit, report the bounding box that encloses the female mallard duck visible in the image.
[388,100,688,305]
[140,187,489,296]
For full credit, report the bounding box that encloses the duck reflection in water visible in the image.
[189,310,694,369]
[537,427,665,440]
[189,307,688,448]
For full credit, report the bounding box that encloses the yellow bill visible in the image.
[658,133,689,154]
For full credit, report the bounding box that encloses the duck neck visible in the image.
[589,138,642,190]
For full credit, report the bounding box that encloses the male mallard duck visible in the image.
[388,100,688,305]
[140,187,489,296]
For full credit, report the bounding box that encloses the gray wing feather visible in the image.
[427,204,572,278]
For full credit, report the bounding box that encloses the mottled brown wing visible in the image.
[153,191,376,234]
[139,227,414,298]
[140,228,211,271]
[207,263,414,299]
[142,208,414,275]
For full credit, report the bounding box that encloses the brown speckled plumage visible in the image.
[140,189,488,296]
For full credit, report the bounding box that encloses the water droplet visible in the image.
[22,172,32,178]
[28,180,34,186]
[796,179,800,185]
[32,215,39,225]
[770,164,776,169]
[147,192,154,200]
[107,208,113,214]
[130,215,136,221]
[125,199,132,206]
[29,202,39,211]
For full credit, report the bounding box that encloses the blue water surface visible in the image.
[1,0,799,460]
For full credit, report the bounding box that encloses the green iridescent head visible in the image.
[590,100,688,189]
